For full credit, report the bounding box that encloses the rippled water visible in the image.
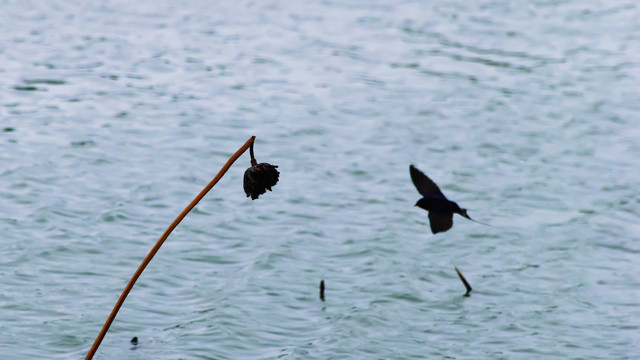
[1,1,639,359]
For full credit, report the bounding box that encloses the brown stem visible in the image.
[85,136,256,360]
[249,140,257,166]
[454,266,472,297]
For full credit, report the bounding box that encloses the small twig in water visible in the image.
[319,280,325,301]
[454,266,472,297]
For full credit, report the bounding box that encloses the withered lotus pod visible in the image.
[243,162,279,200]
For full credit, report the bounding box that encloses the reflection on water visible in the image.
[1,0,638,359]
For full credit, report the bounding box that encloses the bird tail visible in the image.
[463,212,492,227]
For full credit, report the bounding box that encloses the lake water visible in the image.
[1,1,639,359]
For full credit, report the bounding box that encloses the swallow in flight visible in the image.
[410,165,473,234]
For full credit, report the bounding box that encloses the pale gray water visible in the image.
[1,1,639,359]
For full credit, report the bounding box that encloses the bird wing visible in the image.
[428,211,453,234]
[410,165,445,198]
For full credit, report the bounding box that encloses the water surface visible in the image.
[1,1,639,359]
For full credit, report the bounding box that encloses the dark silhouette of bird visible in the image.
[410,165,473,234]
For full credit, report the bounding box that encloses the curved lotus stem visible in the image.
[86,136,256,359]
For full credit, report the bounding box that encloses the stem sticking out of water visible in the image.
[320,280,325,301]
[454,266,472,297]
[86,136,257,360]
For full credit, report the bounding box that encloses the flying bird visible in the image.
[410,165,473,234]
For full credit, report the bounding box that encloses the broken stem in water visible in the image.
[85,136,256,360]
[454,266,472,297]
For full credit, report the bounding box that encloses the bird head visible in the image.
[415,198,429,210]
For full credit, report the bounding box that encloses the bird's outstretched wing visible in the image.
[428,211,453,234]
[410,165,445,198]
